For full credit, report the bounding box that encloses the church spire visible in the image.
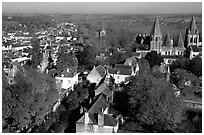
[150,17,161,36]
[162,33,172,48]
[174,33,184,49]
[188,16,197,34]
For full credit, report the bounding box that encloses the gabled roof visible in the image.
[189,16,198,34]
[150,17,161,36]
[107,68,132,76]
[77,93,118,127]
[174,33,184,49]
[115,64,132,70]
[88,94,108,114]
[87,65,106,79]
[124,56,138,67]
[77,113,117,127]
[56,69,76,77]
[95,83,111,97]
[162,33,172,48]
[95,65,106,77]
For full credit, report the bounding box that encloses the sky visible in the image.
[2,2,202,14]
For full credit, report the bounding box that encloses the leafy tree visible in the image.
[186,56,202,77]
[138,57,151,75]
[170,69,200,97]
[2,68,58,132]
[75,45,96,71]
[27,38,43,68]
[170,56,201,77]
[145,51,164,68]
[56,46,78,73]
[125,73,184,132]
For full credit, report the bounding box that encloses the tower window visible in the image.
[194,38,197,43]
[155,37,158,41]
[190,38,193,43]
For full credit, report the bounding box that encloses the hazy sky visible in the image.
[2,2,202,14]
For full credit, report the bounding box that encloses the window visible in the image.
[165,51,167,55]
[194,38,197,43]
[155,37,158,41]
[168,51,171,55]
[190,37,193,43]
[117,76,120,79]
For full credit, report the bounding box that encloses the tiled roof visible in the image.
[150,17,161,36]
[88,94,108,114]
[95,83,111,97]
[107,68,132,76]
[124,56,138,66]
[115,64,132,70]
[56,70,76,77]
[77,113,117,127]
[77,93,118,127]
[96,65,106,77]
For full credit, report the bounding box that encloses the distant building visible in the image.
[134,16,202,61]
[184,17,202,59]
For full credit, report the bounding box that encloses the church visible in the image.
[134,16,202,64]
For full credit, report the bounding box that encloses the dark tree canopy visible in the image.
[56,46,78,73]
[2,68,58,132]
[27,38,43,68]
[125,73,184,132]
[138,57,151,75]
[145,51,164,68]
[75,45,96,71]
[170,56,202,77]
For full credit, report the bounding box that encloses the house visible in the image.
[107,64,133,84]
[94,83,113,103]
[55,68,79,90]
[87,65,106,85]
[76,94,119,133]
[124,56,139,75]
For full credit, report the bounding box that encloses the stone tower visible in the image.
[150,17,162,52]
[184,16,199,48]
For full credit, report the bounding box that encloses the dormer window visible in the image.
[61,74,64,77]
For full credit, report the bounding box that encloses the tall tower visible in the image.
[184,16,199,48]
[150,17,162,52]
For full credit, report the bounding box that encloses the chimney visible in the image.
[98,109,104,126]
[85,112,89,124]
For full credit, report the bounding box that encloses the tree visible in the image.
[138,58,151,75]
[145,51,164,68]
[56,46,78,73]
[170,56,188,72]
[75,45,96,71]
[2,68,58,132]
[186,56,202,77]
[27,38,43,68]
[170,69,200,97]
[125,73,184,132]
